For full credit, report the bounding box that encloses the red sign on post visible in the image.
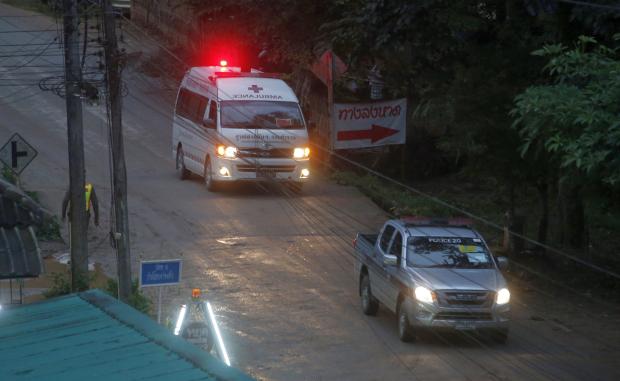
[333,99,407,149]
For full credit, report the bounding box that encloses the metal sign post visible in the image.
[139,259,182,323]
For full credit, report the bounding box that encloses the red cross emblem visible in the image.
[248,84,263,93]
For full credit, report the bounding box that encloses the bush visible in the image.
[36,217,62,241]
[1,166,16,184]
[331,170,451,217]
[104,278,152,314]
[43,271,72,298]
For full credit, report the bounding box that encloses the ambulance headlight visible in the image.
[293,147,310,159]
[217,145,237,159]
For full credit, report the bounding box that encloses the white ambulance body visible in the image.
[172,66,310,191]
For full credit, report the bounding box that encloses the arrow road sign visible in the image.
[0,133,37,175]
[337,124,399,143]
[333,98,406,149]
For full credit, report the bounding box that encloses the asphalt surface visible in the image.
[1,4,619,380]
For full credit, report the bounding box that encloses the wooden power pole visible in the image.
[102,0,132,302]
[62,0,88,291]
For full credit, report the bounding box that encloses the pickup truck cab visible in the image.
[353,218,510,342]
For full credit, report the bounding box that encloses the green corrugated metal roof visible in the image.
[0,290,254,381]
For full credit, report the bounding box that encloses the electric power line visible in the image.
[557,0,620,12]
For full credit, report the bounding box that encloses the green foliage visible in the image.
[36,217,62,241]
[332,170,451,217]
[44,273,151,315]
[25,190,39,202]
[43,271,72,298]
[182,0,618,185]
[104,278,152,314]
[1,166,17,184]
[512,36,620,185]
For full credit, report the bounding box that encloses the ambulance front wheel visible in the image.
[176,147,190,180]
[204,158,219,192]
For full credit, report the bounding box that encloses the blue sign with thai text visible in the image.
[140,259,182,287]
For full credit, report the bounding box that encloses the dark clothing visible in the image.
[61,187,99,225]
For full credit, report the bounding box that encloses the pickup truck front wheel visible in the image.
[360,275,379,316]
[398,298,416,342]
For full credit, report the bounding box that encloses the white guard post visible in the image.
[175,288,231,366]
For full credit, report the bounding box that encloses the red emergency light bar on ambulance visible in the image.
[172,64,311,192]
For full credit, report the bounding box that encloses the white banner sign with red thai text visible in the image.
[333,98,407,149]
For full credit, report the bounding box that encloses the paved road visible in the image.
[1,4,619,380]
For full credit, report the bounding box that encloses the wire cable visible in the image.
[556,0,620,11]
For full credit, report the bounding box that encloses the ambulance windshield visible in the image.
[221,101,305,130]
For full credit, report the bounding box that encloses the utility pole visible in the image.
[102,0,132,302]
[62,0,88,291]
[326,50,335,168]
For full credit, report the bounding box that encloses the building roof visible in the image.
[0,179,48,279]
[0,290,254,381]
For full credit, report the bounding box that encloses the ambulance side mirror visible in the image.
[203,120,216,129]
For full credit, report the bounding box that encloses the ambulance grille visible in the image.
[237,164,296,173]
[237,148,293,158]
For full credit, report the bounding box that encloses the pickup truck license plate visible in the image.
[455,322,477,330]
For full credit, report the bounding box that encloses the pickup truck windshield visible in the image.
[406,237,493,269]
[221,100,305,129]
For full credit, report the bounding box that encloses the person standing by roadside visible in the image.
[61,182,99,228]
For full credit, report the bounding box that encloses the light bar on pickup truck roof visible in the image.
[401,216,473,227]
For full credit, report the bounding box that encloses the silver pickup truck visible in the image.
[354,218,511,342]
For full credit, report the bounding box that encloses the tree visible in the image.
[512,35,620,248]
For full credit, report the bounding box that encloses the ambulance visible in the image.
[172,62,311,191]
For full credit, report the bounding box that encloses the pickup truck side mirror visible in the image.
[496,256,509,271]
[383,254,398,266]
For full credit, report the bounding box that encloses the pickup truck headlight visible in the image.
[293,147,310,159]
[414,286,436,304]
[217,145,237,159]
[496,288,510,305]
